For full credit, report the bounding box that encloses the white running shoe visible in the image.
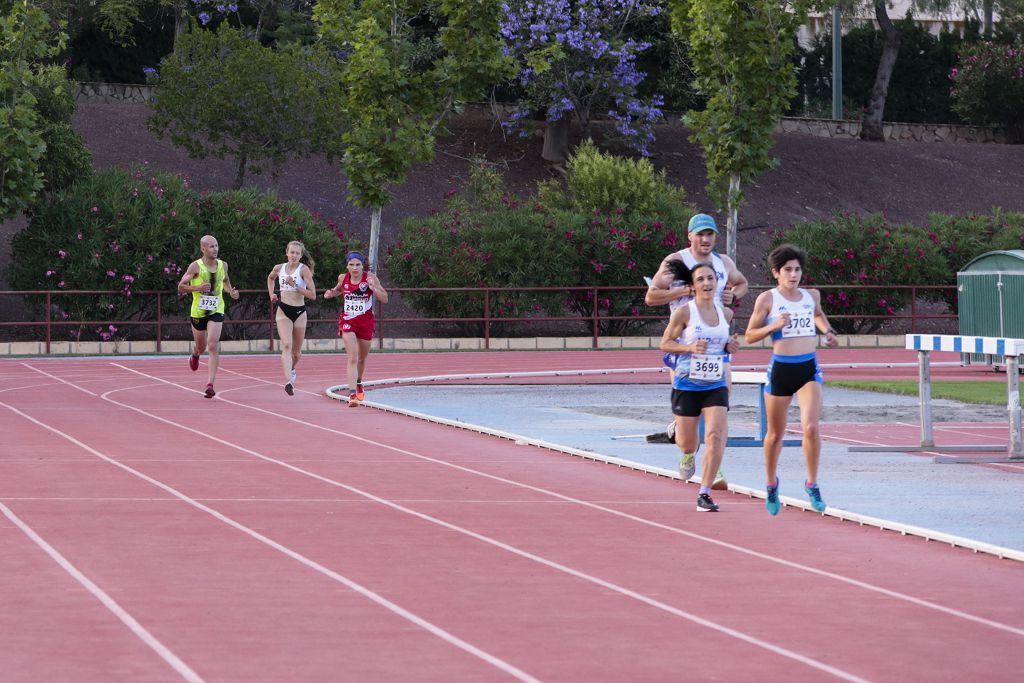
[290,368,297,385]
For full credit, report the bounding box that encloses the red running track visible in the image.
[1,349,1022,682]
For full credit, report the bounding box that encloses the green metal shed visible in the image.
[957,250,1024,364]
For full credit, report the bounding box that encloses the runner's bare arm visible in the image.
[301,265,316,300]
[367,272,388,304]
[222,263,240,300]
[659,306,696,354]
[177,262,200,293]
[811,289,839,348]
[744,291,786,344]
[267,264,281,302]
[645,254,689,306]
[722,255,748,304]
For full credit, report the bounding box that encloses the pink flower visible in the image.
[58,250,67,259]
[90,206,99,213]
[58,281,65,288]
[106,270,116,277]
[46,270,55,276]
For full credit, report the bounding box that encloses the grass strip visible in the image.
[828,380,1014,406]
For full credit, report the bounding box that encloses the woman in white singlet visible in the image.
[267,241,316,395]
[745,244,838,516]
[659,262,739,513]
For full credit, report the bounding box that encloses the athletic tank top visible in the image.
[278,262,307,292]
[672,300,731,391]
[189,259,225,317]
[669,249,728,311]
[341,273,374,321]
[768,288,816,341]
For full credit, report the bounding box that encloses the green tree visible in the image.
[314,0,513,268]
[0,0,67,222]
[669,0,811,263]
[146,21,346,188]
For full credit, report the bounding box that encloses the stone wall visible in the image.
[76,81,156,104]
[73,84,1005,144]
[775,116,1006,144]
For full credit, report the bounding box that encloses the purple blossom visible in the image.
[198,11,211,25]
[500,0,663,154]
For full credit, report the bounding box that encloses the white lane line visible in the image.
[0,400,541,683]
[0,497,205,683]
[22,362,97,396]
[111,362,1024,639]
[67,377,868,681]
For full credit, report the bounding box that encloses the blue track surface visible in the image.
[369,383,1024,553]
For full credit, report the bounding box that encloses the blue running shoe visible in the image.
[766,482,781,516]
[805,483,826,512]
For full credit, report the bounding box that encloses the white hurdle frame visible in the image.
[849,334,1023,462]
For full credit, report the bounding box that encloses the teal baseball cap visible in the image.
[687,213,718,233]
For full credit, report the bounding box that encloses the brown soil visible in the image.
[3,101,1024,300]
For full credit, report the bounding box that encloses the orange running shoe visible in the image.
[348,393,359,407]
[356,383,365,401]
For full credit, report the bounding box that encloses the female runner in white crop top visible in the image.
[267,241,317,395]
[745,244,838,516]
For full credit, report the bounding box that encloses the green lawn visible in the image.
[828,380,1014,405]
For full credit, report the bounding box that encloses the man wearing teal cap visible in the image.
[645,213,748,310]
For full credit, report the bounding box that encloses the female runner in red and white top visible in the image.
[323,251,389,407]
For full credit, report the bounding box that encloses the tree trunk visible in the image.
[368,206,382,271]
[542,117,570,165]
[983,0,994,38]
[173,2,189,45]
[726,174,740,265]
[234,152,247,189]
[860,1,900,142]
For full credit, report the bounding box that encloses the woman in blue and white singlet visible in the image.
[659,262,739,513]
[745,244,839,516]
[267,241,317,395]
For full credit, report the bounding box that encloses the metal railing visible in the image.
[0,284,958,353]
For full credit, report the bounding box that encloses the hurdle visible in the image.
[849,334,1023,462]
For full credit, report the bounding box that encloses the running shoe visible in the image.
[712,470,728,491]
[678,452,696,480]
[696,493,719,512]
[204,383,215,399]
[766,481,781,516]
[290,368,297,385]
[355,383,365,401]
[189,353,200,372]
[284,382,294,396]
[347,393,359,407]
[805,483,826,513]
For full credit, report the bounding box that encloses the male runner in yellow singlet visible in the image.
[177,235,240,398]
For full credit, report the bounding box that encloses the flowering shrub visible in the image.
[499,0,664,154]
[950,41,1024,143]
[769,213,948,333]
[388,155,693,335]
[9,166,358,341]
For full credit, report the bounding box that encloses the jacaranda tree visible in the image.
[499,0,665,162]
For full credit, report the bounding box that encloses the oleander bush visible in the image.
[769,212,948,333]
[773,210,1024,332]
[8,165,359,340]
[388,147,695,336]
